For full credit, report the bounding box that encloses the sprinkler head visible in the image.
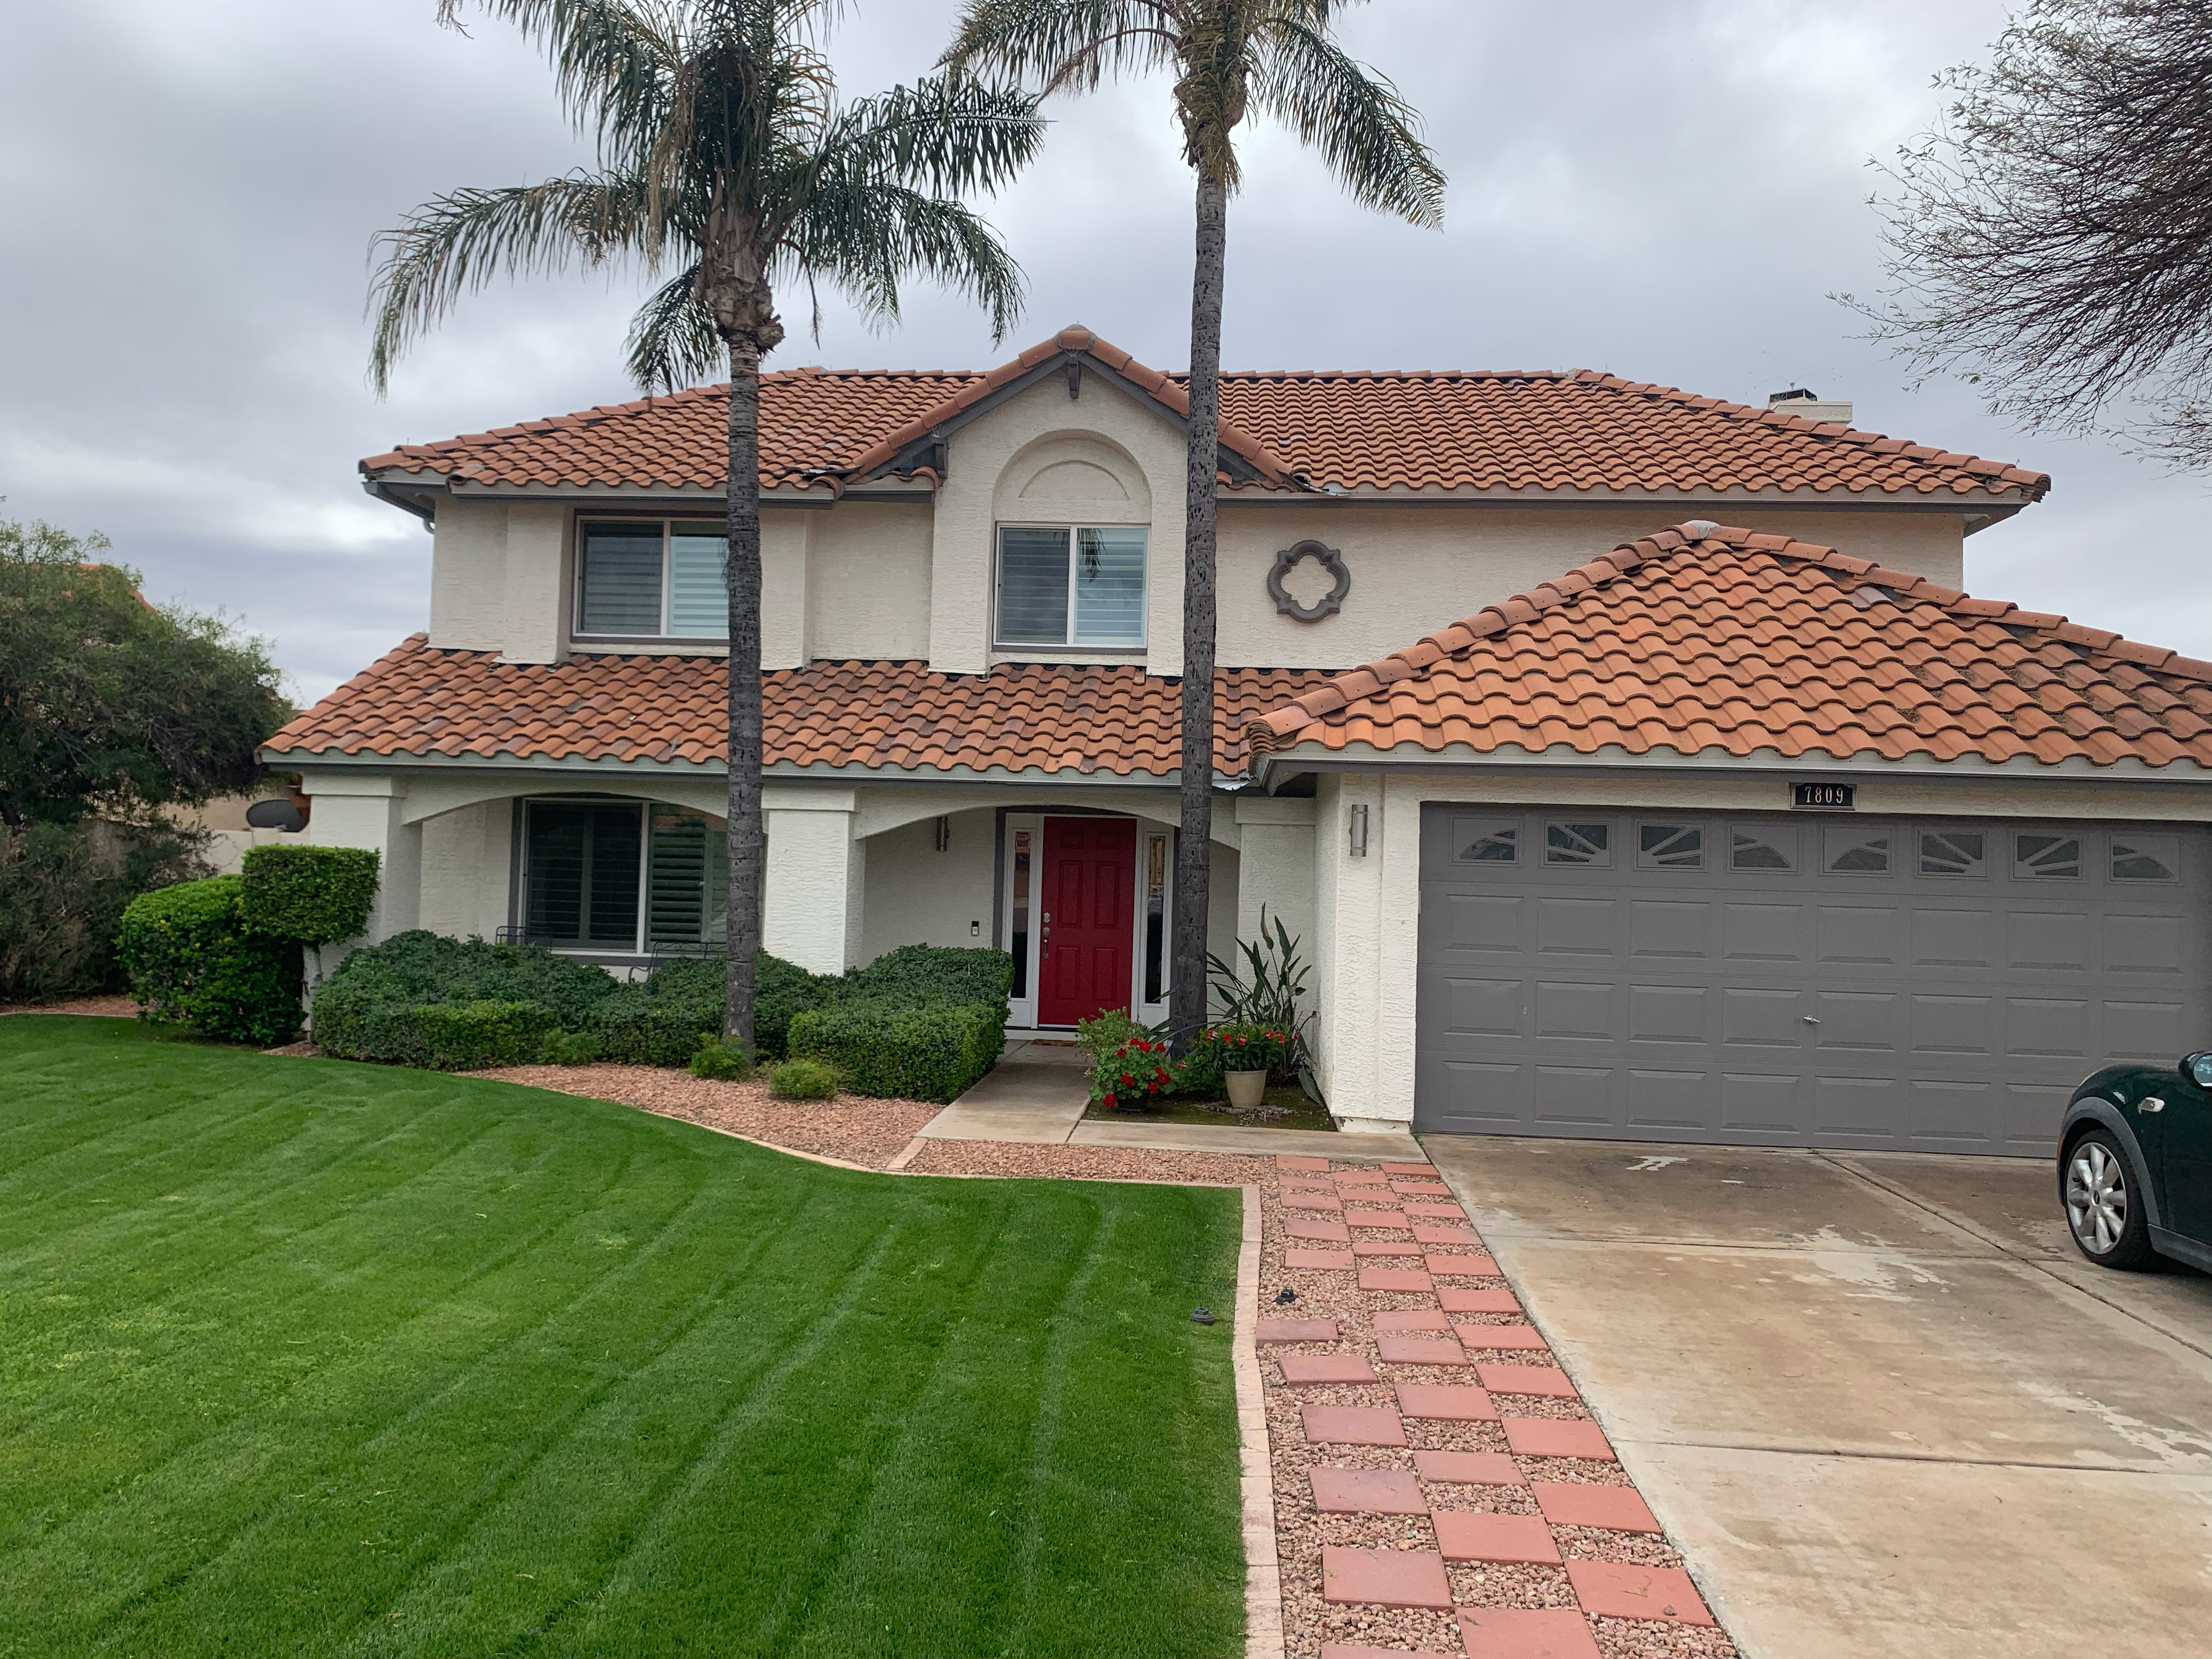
[1189,1307,1216,1325]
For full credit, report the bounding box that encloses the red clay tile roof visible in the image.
[266,636,1331,779]
[360,328,2047,502]
[1246,523,2212,770]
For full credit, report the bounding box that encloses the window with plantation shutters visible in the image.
[521,799,726,955]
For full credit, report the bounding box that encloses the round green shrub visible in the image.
[768,1058,842,1100]
[117,875,303,1046]
[689,1034,749,1080]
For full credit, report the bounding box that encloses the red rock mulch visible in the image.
[474,1063,939,1169]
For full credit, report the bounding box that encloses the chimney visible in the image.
[1768,387,1853,425]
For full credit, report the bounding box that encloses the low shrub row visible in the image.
[308,932,1013,1096]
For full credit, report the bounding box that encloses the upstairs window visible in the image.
[576,520,729,638]
[995,525,1147,648]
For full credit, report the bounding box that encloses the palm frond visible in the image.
[1251,16,1443,227]
[624,262,726,391]
[367,171,656,392]
[439,0,681,165]
[781,177,1029,343]
[811,75,1045,202]
[940,0,1183,97]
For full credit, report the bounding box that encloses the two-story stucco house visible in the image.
[268,324,2212,1155]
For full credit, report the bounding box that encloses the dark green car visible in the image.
[2061,1056,2212,1272]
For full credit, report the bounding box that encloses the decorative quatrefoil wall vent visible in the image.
[1267,539,1351,622]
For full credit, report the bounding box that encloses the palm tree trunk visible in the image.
[1172,171,1229,1049]
[723,337,765,1058]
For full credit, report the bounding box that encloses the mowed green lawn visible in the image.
[0,1017,1245,1659]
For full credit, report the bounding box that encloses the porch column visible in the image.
[297,770,421,952]
[1233,795,1318,955]
[1313,773,1400,1135]
[763,786,864,974]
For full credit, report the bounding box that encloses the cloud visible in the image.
[2,0,2203,704]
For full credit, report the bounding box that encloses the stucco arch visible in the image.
[992,430,1152,523]
[851,785,1237,849]
[396,772,727,827]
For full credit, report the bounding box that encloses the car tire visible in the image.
[2062,1128,2154,1271]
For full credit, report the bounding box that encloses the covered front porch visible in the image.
[294,766,1316,1037]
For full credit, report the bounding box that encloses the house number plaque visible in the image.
[1791,782,1856,810]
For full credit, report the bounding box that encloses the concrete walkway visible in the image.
[1424,1134,2212,1659]
[916,1039,1421,1161]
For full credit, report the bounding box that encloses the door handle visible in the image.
[2141,1097,2166,1114]
[1802,1016,1821,1025]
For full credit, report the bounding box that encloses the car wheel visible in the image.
[2063,1129,2153,1270]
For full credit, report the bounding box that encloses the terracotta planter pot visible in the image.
[1224,1069,1268,1110]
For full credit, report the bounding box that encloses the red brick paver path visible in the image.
[1261,1154,1735,1659]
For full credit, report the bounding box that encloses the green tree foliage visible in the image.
[0,515,291,830]
[371,1,1044,1059]
[0,821,206,1001]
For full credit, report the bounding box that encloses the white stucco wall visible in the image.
[426,499,509,651]
[928,372,1190,675]
[503,504,567,663]
[810,500,933,662]
[417,800,514,940]
[858,808,1000,962]
[1214,505,1971,670]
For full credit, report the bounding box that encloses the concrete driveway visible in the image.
[1423,1136,2212,1659]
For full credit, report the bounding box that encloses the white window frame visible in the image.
[992,522,1149,651]
[573,517,729,641]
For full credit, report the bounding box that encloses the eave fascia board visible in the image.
[1249,740,2212,791]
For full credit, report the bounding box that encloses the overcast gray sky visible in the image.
[4,0,2205,703]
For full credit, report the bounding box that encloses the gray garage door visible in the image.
[1415,806,2210,1155]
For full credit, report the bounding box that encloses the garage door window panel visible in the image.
[2013,833,2082,880]
[1638,823,1704,869]
[2112,835,2180,882]
[1457,821,1519,864]
[1545,822,1611,865]
[1730,828,1797,871]
[1920,830,1987,878]
[1825,828,1892,875]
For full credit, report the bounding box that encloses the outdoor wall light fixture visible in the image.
[1347,804,1369,857]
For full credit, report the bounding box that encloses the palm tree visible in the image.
[941,1,1443,1048]
[371,1,1043,1057]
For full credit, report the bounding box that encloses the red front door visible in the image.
[1039,817,1136,1027]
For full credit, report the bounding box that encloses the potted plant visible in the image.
[1209,1023,1285,1110]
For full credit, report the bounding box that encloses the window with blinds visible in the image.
[522,800,727,955]
[576,520,728,638]
[995,524,1147,647]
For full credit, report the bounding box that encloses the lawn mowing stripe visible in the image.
[3,1023,1247,1659]
[8,1144,800,1644]
[453,1214,928,1659]
[287,1182,867,1658]
[0,1103,642,1464]
[654,1189,1040,1659]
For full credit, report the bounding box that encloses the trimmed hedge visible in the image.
[787,997,1005,1104]
[329,998,565,1071]
[313,932,623,1067]
[117,876,303,1046]
[594,952,833,1066]
[240,845,380,945]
